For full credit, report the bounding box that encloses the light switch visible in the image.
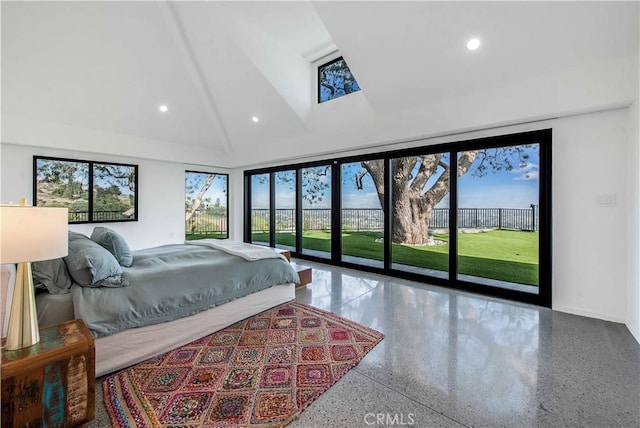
[597,194,616,207]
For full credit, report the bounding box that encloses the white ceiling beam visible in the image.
[156,1,234,155]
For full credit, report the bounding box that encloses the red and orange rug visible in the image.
[103,301,384,427]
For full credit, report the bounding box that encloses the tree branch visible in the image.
[410,154,443,193]
[186,174,216,222]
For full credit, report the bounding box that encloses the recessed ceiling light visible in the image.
[467,38,480,51]
[159,105,168,113]
[252,116,259,123]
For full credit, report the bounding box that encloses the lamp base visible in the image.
[5,262,40,350]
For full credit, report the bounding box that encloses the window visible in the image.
[250,173,271,245]
[456,144,540,292]
[391,153,450,278]
[341,160,384,268]
[244,130,551,307]
[275,170,297,251]
[185,171,228,240]
[301,165,332,258]
[318,56,361,103]
[34,156,138,223]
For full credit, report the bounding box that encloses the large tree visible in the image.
[359,151,477,244]
[257,146,533,245]
[359,147,532,244]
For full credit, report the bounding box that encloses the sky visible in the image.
[250,145,539,210]
[186,172,227,208]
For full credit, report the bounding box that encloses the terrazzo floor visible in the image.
[89,260,640,427]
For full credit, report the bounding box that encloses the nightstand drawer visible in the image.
[1,319,95,427]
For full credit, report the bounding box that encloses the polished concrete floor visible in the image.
[90,260,640,427]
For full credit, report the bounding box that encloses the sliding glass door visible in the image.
[301,165,332,259]
[244,130,550,306]
[275,170,296,251]
[250,173,270,245]
[456,144,540,294]
[341,160,384,268]
[390,153,450,279]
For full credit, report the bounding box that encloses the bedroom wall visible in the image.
[0,143,232,250]
[232,107,635,329]
[1,108,636,335]
[551,109,629,323]
[628,99,640,342]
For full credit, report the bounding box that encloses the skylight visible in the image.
[318,56,361,103]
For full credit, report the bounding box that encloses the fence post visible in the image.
[530,204,536,232]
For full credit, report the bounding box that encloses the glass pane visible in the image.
[92,163,136,221]
[35,158,89,222]
[318,57,361,103]
[251,173,270,245]
[275,170,296,251]
[301,166,331,258]
[185,172,228,240]
[341,161,384,268]
[456,144,539,293]
[391,153,450,278]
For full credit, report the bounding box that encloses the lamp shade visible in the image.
[0,205,68,263]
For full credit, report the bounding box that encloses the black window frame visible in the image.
[244,129,552,308]
[33,155,138,224]
[317,56,361,104]
[185,170,230,240]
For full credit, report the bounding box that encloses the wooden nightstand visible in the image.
[1,319,95,427]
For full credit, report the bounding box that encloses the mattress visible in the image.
[71,244,299,338]
[94,282,294,376]
[36,291,75,327]
[37,282,295,376]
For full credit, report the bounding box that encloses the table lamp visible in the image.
[0,202,68,350]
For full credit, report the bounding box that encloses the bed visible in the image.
[3,229,298,377]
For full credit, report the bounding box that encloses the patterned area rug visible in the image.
[103,301,384,427]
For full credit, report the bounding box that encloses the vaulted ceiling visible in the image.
[2,1,638,168]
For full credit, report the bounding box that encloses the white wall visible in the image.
[0,143,231,250]
[552,109,629,323]
[229,169,245,241]
[233,107,636,329]
[628,100,640,342]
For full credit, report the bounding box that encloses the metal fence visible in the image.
[186,210,228,234]
[250,206,539,233]
[69,210,133,222]
[183,206,538,235]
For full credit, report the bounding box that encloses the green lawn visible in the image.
[252,229,538,286]
[186,232,228,240]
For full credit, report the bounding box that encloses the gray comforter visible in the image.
[71,244,299,338]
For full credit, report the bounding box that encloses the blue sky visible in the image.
[186,173,227,207]
[251,145,539,209]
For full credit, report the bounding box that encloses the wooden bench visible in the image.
[277,250,312,290]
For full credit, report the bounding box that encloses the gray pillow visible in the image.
[90,227,133,267]
[64,236,129,287]
[31,258,74,294]
[69,230,88,241]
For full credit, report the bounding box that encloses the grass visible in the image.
[252,229,538,286]
[186,233,228,240]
